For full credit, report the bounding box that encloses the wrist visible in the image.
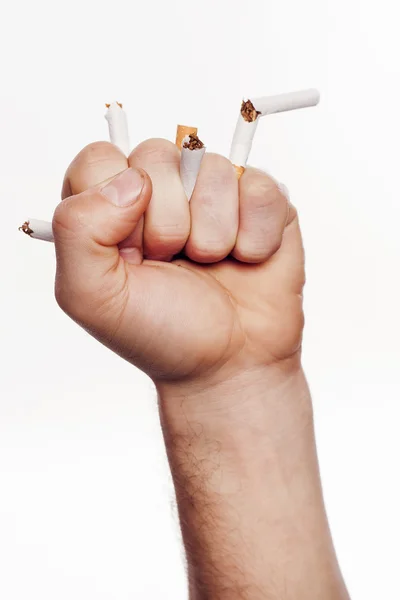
[156,357,312,444]
[157,361,315,511]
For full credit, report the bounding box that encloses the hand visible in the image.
[54,139,304,386]
[54,140,350,600]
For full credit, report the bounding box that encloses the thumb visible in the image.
[53,167,151,327]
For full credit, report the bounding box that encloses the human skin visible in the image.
[53,139,350,599]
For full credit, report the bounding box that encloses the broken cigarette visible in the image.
[175,125,198,150]
[105,101,130,157]
[229,89,320,178]
[19,219,54,242]
[180,134,206,200]
[19,102,131,243]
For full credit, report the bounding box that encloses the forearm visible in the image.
[157,365,349,600]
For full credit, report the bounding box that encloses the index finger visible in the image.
[61,141,128,199]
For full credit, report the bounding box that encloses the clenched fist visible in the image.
[54,138,304,385]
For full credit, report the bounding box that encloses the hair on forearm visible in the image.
[161,419,274,600]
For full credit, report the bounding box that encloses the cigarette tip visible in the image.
[105,102,123,109]
[19,221,33,236]
[241,99,261,123]
[183,134,205,151]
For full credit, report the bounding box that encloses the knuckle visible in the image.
[253,181,281,205]
[64,142,124,197]
[202,152,233,172]
[53,196,90,238]
[77,141,122,165]
[52,197,78,236]
[197,154,237,189]
[243,171,285,209]
[130,138,179,164]
[69,142,123,175]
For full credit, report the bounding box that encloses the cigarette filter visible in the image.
[176,125,198,150]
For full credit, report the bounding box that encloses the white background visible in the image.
[1,0,399,598]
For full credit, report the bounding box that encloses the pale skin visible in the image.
[53,139,350,599]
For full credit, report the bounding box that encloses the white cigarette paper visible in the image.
[229,88,320,168]
[180,136,206,200]
[19,219,54,242]
[252,89,320,117]
[105,102,130,156]
[229,118,259,171]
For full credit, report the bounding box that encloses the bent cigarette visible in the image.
[176,124,198,150]
[230,88,320,177]
[19,219,54,243]
[180,134,206,200]
[230,106,259,177]
[105,102,130,156]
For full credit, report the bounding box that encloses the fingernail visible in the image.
[102,168,144,206]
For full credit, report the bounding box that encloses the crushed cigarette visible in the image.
[176,125,198,150]
[20,91,320,243]
[183,134,204,151]
[105,101,130,156]
[241,100,261,123]
[230,88,320,178]
[180,134,206,201]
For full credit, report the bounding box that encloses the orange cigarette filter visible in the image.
[176,125,198,149]
[233,165,245,179]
